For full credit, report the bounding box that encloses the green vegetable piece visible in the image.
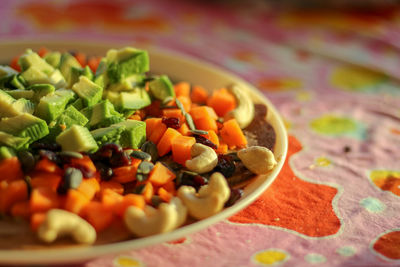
[0,146,16,159]
[106,47,149,84]
[44,51,61,68]
[56,125,98,152]
[148,75,175,101]
[107,74,145,92]
[0,66,18,79]
[113,119,146,149]
[48,69,67,88]
[105,88,151,111]
[71,98,84,110]
[0,113,49,143]
[18,50,55,75]
[70,66,93,86]
[90,124,126,146]
[0,131,30,150]
[28,83,55,102]
[12,98,35,115]
[47,105,89,140]
[4,89,34,100]
[20,67,50,85]
[35,89,75,122]
[72,76,103,107]
[59,52,82,88]
[81,100,123,129]
[0,90,35,118]
[9,75,26,89]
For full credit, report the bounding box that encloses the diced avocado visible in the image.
[70,66,93,86]
[148,75,175,101]
[105,88,151,111]
[107,74,145,92]
[47,105,89,140]
[0,113,49,143]
[9,75,26,90]
[56,125,98,152]
[0,90,34,118]
[21,67,50,85]
[12,98,35,115]
[71,98,84,110]
[0,66,18,79]
[0,132,30,150]
[35,89,75,122]
[0,146,16,159]
[91,124,126,146]
[72,76,103,107]
[44,51,61,68]
[106,47,149,84]
[80,100,124,129]
[18,50,55,75]
[28,83,55,102]
[93,58,108,88]
[4,89,34,100]
[59,53,82,88]
[48,69,67,88]
[112,119,146,149]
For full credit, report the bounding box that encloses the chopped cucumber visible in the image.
[56,125,98,152]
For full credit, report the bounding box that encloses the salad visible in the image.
[0,47,277,246]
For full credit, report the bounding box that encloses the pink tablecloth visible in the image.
[1,1,400,266]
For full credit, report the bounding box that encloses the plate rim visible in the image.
[0,39,288,265]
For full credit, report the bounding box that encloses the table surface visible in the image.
[1,1,400,266]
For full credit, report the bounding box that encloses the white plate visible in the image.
[0,40,288,265]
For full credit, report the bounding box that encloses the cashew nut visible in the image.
[237,146,277,175]
[185,143,218,174]
[177,172,230,219]
[37,209,96,244]
[124,197,187,237]
[225,84,255,129]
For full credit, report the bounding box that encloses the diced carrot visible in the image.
[190,85,209,104]
[129,114,141,121]
[141,182,154,203]
[157,128,182,157]
[161,180,176,195]
[87,56,101,73]
[162,108,185,124]
[148,120,167,144]
[38,47,49,57]
[0,157,24,182]
[177,96,192,113]
[77,178,100,200]
[10,55,21,72]
[112,158,141,184]
[101,189,124,210]
[69,156,96,177]
[99,181,124,195]
[190,106,218,121]
[30,171,62,191]
[35,158,62,174]
[63,189,89,215]
[30,212,46,231]
[144,100,162,117]
[82,201,114,232]
[174,82,190,97]
[202,130,220,148]
[194,116,218,132]
[148,162,176,187]
[0,179,28,213]
[158,187,173,203]
[115,194,145,217]
[74,52,87,67]
[216,142,228,154]
[11,201,30,218]
[207,88,236,117]
[177,122,190,136]
[145,117,161,137]
[171,135,196,165]
[220,119,247,148]
[30,187,59,213]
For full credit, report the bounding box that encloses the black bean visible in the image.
[97,143,123,158]
[17,151,36,173]
[110,151,132,167]
[98,164,113,181]
[214,154,236,178]
[130,150,152,161]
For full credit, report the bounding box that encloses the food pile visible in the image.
[0,47,277,245]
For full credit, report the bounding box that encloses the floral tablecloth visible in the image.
[1,1,400,266]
